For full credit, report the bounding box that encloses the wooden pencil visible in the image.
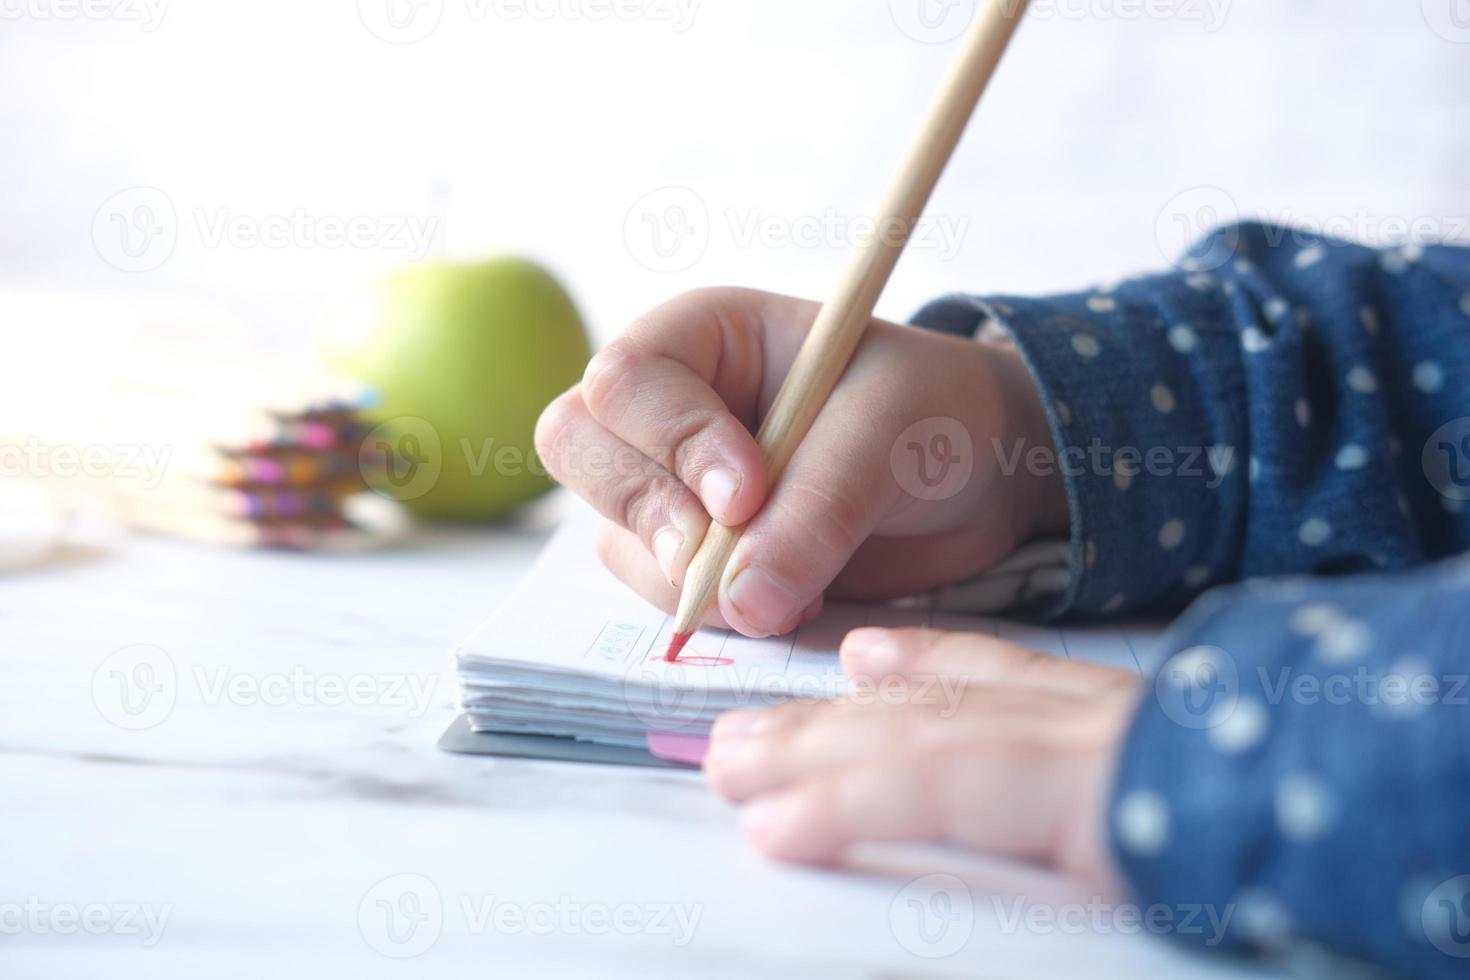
[665,0,1031,660]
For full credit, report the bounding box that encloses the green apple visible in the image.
[320,257,590,520]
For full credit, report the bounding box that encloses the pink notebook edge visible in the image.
[645,731,710,766]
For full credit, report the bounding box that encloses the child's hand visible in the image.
[703,628,1141,892]
[536,288,1066,637]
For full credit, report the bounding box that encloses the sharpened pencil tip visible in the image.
[664,631,693,663]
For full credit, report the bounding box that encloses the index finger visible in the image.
[580,288,816,526]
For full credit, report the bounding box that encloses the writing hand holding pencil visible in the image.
[527,0,1142,890]
[536,289,1066,638]
[535,0,1055,645]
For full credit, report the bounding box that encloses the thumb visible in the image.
[713,343,921,637]
[716,433,898,637]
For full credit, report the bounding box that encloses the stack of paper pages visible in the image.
[454,504,1162,751]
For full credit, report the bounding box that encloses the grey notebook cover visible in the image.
[437,714,692,770]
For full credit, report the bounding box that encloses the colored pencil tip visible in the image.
[663,631,693,663]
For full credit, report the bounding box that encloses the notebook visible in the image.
[444,503,1164,767]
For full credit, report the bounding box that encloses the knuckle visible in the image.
[927,631,981,668]
[759,700,809,734]
[800,777,843,825]
[664,407,721,477]
[1016,648,1061,680]
[669,285,751,316]
[928,746,968,837]
[780,482,871,559]
[617,479,665,540]
[581,342,642,420]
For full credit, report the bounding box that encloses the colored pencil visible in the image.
[664,0,1030,660]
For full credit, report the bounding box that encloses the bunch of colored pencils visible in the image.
[113,400,401,550]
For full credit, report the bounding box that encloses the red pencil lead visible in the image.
[663,631,692,663]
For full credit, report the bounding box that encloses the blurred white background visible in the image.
[1,0,1467,356]
[7,7,1468,971]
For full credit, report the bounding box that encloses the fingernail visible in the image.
[700,467,742,523]
[653,527,683,586]
[842,627,904,675]
[727,566,803,636]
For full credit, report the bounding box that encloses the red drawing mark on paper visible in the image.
[663,630,692,662]
[654,633,732,668]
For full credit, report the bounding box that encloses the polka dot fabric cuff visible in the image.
[912,221,1470,618]
[915,276,1247,617]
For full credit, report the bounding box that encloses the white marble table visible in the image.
[0,498,1280,979]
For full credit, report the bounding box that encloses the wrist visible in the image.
[988,342,1070,540]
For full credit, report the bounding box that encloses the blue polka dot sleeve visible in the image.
[915,223,1470,976]
[1111,566,1470,976]
[912,221,1470,617]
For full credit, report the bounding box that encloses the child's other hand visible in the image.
[535,288,1066,637]
[703,628,1141,892]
